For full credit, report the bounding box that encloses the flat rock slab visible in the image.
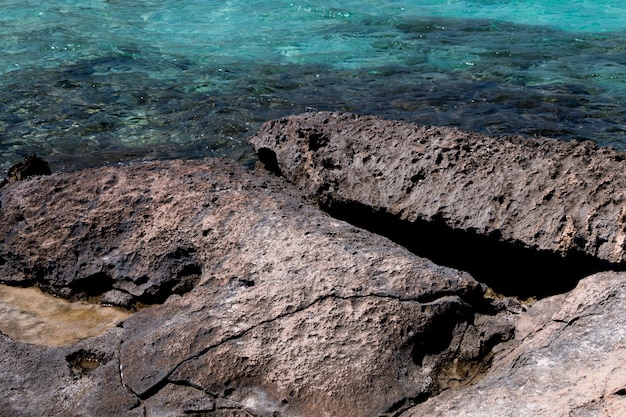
[400,271,626,417]
[0,158,510,416]
[250,111,626,264]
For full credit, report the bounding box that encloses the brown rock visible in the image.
[249,112,626,265]
[0,329,142,417]
[400,271,626,417]
[0,158,510,416]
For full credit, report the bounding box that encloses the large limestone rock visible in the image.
[249,111,626,264]
[400,271,626,417]
[0,158,511,416]
[248,112,626,416]
[3,110,626,416]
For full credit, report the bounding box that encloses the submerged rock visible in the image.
[249,111,626,265]
[0,158,512,416]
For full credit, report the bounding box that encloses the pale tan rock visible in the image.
[400,271,626,417]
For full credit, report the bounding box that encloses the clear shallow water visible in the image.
[0,284,130,346]
[1,1,626,175]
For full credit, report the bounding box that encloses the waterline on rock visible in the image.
[2,2,626,176]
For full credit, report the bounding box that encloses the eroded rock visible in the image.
[249,112,626,265]
[4,112,623,416]
[0,160,212,304]
[400,271,626,417]
[0,329,142,417]
[0,158,511,416]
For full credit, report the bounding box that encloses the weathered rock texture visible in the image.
[400,271,626,417]
[0,158,512,417]
[3,112,626,416]
[249,111,626,264]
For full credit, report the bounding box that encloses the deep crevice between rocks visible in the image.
[383,393,431,417]
[68,272,116,298]
[323,200,622,299]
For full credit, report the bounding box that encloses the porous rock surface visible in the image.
[400,271,626,417]
[0,158,511,416]
[249,111,626,264]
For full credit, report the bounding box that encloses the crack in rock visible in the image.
[0,156,520,417]
[127,292,472,401]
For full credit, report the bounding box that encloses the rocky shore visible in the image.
[1,112,625,416]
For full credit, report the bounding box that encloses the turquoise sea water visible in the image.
[2,1,626,175]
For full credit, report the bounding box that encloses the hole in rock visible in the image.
[306,131,330,151]
[140,263,202,304]
[615,388,626,396]
[68,272,115,298]
[411,307,466,367]
[325,201,622,299]
[257,148,282,177]
[238,278,255,287]
[66,349,108,377]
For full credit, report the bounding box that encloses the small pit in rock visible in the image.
[139,262,202,305]
[325,201,621,299]
[66,349,109,377]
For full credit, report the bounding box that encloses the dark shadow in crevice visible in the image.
[68,272,115,298]
[324,201,623,299]
[411,307,469,367]
[139,263,202,305]
[257,147,282,177]
[383,392,431,417]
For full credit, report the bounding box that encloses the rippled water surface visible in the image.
[2,1,626,175]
